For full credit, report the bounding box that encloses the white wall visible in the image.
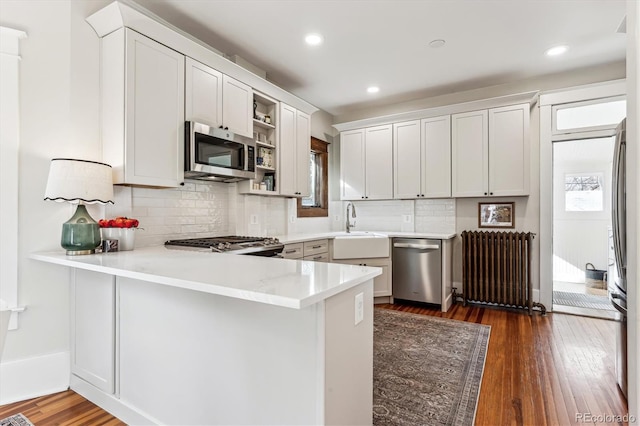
[0,0,110,404]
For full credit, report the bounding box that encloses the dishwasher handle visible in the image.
[393,242,440,250]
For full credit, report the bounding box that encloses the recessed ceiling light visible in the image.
[367,86,380,94]
[545,45,568,57]
[304,33,323,46]
[429,39,446,48]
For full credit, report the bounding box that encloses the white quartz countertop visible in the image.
[276,231,457,244]
[30,246,381,309]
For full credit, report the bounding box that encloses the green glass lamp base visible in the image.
[61,204,101,255]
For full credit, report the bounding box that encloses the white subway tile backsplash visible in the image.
[415,198,456,234]
[164,216,197,225]
[335,199,455,234]
[181,224,210,234]
[128,181,231,247]
[165,199,197,208]
[147,207,184,217]
[134,197,166,207]
[124,178,455,250]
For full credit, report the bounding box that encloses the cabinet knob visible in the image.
[417,194,420,197]
[219,125,223,129]
[490,192,493,195]
[484,192,488,196]
[224,127,229,130]
[361,196,365,199]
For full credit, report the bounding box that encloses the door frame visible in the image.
[539,79,626,310]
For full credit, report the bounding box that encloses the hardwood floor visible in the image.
[379,302,629,426]
[0,390,124,425]
[0,303,628,426]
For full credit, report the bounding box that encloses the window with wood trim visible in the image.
[297,137,329,217]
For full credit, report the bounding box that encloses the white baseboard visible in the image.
[0,351,70,405]
[71,376,160,425]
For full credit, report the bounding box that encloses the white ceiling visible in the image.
[133,0,627,117]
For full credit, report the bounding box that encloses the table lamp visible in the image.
[44,158,114,255]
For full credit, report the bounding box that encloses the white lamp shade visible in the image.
[44,158,114,204]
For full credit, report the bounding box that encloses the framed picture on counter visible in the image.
[478,202,515,228]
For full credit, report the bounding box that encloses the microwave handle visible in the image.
[185,121,193,172]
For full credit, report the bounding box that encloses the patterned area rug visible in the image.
[0,414,34,426]
[553,291,616,311]
[373,309,490,426]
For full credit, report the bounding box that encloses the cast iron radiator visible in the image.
[460,231,546,315]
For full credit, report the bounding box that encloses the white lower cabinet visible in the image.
[69,270,374,425]
[332,257,391,297]
[71,269,116,394]
[282,239,329,261]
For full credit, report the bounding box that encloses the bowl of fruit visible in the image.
[98,217,140,251]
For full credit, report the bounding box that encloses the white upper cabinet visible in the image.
[340,129,366,200]
[102,28,185,187]
[393,117,451,199]
[451,109,489,197]
[452,104,529,197]
[364,125,393,200]
[341,125,393,200]
[393,120,422,199]
[422,116,452,198]
[279,103,310,197]
[222,75,253,138]
[488,104,530,196]
[185,57,223,127]
[185,57,252,138]
[295,110,311,197]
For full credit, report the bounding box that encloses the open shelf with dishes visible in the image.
[238,91,280,195]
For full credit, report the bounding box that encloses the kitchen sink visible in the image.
[332,232,390,259]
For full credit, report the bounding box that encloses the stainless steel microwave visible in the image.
[185,121,255,182]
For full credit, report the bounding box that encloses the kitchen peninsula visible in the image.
[31,247,381,425]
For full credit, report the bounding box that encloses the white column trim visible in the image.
[0,26,27,331]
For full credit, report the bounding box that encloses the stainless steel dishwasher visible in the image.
[392,238,442,304]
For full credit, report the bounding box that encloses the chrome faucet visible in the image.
[346,202,357,233]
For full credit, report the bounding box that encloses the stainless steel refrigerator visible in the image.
[610,118,627,399]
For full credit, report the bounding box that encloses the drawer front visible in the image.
[282,243,303,259]
[303,239,329,257]
[303,252,329,262]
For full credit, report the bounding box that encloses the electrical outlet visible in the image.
[334,215,340,221]
[289,215,296,223]
[250,214,258,225]
[355,292,364,325]
[403,214,412,223]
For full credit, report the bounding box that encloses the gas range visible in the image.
[164,236,284,257]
